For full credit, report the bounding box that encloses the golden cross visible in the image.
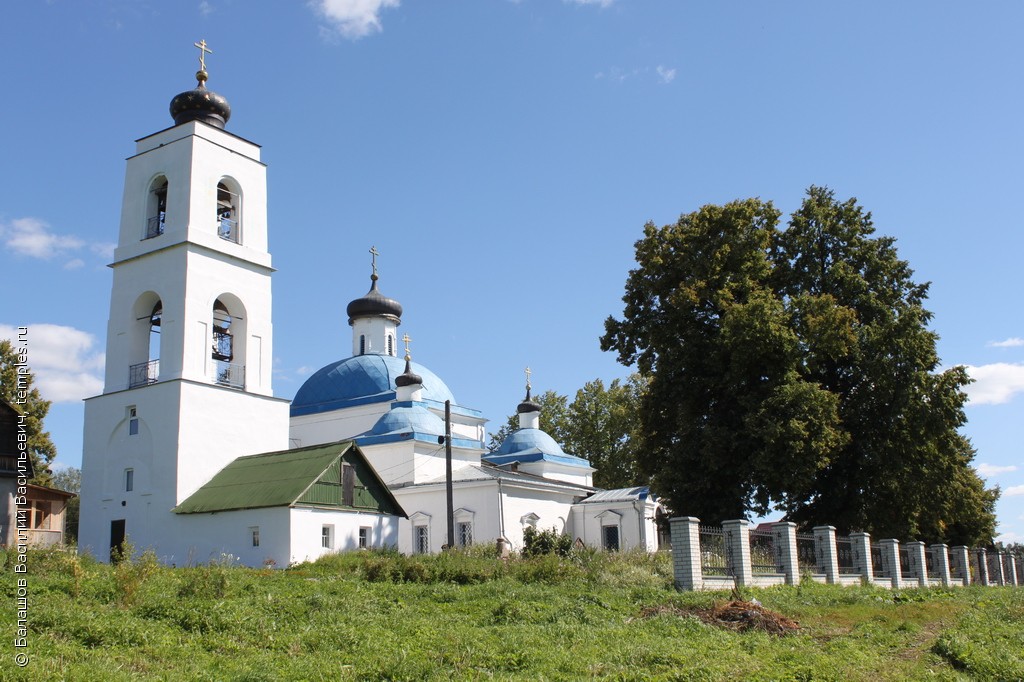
[369,246,379,277]
[194,39,213,72]
[402,333,412,355]
[525,366,532,390]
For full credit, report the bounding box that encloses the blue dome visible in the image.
[291,354,455,417]
[369,403,445,437]
[492,428,565,457]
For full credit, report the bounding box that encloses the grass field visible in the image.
[1,547,1022,681]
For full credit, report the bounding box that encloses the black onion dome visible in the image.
[169,71,231,128]
[395,357,423,388]
[517,387,541,414]
[347,277,403,322]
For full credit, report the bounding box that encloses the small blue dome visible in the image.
[291,354,455,417]
[369,403,445,437]
[492,428,565,457]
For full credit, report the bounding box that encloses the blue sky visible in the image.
[2,0,1022,543]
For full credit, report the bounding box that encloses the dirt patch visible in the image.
[638,600,801,636]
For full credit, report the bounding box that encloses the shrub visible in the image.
[522,526,572,558]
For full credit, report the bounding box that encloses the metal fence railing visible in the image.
[796,533,817,573]
[836,537,859,575]
[899,546,911,577]
[749,528,778,574]
[129,359,159,388]
[871,544,885,577]
[699,525,731,576]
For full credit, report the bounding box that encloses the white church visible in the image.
[78,50,665,567]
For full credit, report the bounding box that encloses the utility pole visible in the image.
[445,399,455,549]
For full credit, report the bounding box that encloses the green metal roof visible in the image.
[173,441,406,517]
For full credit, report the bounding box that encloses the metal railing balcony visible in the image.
[129,360,159,388]
[214,362,245,389]
[218,217,239,243]
[145,214,165,239]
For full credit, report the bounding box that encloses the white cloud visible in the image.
[296,366,313,376]
[63,258,85,270]
[566,0,615,7]
[964,363,1024,405]
[1,217,84,260]
[996,530,1023,543]
[976,463,1018,477]
[90,242,117,260]
[0,324,104,403]
[656,65,677,84]
[199,1,213,16]
[314,0,400,39]
[989,337,1024,348]
[1004,485,1024,497]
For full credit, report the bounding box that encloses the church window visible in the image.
[124,468,134,492]
[457,522,473,547]
[359,527,369,549]
[359,335,366,355]
[322,525,334,549]
[128,407,139,435]
[145,176,168,239]
[602,525,620,552]
[415,526,429,554]
[216,181,241,243]
[250,526,260,547]
[387,334,394,356]
[212,298,245,389]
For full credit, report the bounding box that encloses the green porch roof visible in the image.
[173,441,406,517]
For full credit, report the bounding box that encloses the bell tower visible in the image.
[79,44,290,562]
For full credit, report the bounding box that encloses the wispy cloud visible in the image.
[565,0,615,7]
[199,1,213,16]
[656,65,676,84]
[1,216,112,268]
[1004,485,1024,497]
[0,324,104,403]
[964,363,1024,405]
[1,217,83,260]
[989,337,1024,348]
[313,0,400,40]
[976,463,1019,477]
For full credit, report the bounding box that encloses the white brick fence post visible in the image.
[813,526,839,584]
[773,522,799,586]
[723,519,752,587]
[930,544,951,586]
[879,539,902,589]
[905,541,928,587]
[1006,555,1018,587]
[670,517,703,591]
[850,532,872,579]
[949,546,970,586]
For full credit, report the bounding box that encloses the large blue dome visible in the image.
[291,354,455,417]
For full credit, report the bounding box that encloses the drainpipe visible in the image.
[634,500,645,551]
[496,478,507,547]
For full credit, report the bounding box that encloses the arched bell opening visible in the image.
[145,176,168,239]
[211,296,247,389]
[216,179,242,243]
[128,292,162,388]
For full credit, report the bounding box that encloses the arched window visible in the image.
[129,297,161,388]
[211,297,246,389]
[387,334,394,356]
[145,176,168,239]
[359,335,366,355]
[212,299,233,363]
[216,181,241,243]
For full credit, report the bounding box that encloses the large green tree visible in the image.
[0,339,57,486]
[601,189,997,545]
